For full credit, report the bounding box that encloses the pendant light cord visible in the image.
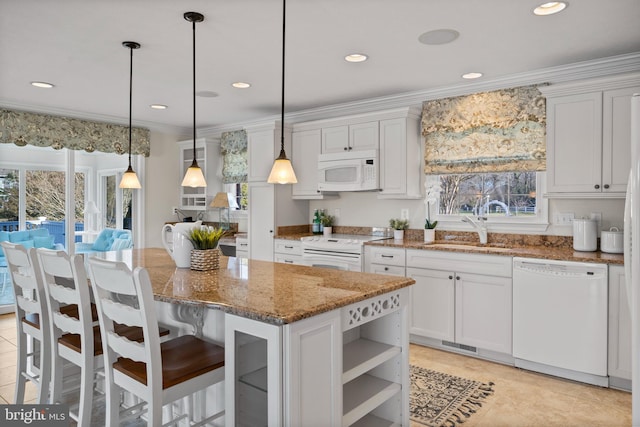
[191,17,198,167]
[128,44,133,167]
[279,0,286,155]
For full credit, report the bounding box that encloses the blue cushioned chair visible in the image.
[76,229,133,254]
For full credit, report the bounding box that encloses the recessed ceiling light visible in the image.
[462,72,483,79]
[344,53,368,63]
[533,2,568,16]
[232,82,251,89]
[196,90,219,98]
[418,29,460,45]
[150,104,168,110]
[31,81,54,88]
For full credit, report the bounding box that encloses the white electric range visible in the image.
[300,233,390,272]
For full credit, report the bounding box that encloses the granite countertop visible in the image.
[98,248,414,325]
[365,239,625,265]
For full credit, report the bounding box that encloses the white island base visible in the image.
[223,287,410,427]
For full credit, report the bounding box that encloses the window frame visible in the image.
[427,172,549,233]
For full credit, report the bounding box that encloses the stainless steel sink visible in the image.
[425,243,512,253]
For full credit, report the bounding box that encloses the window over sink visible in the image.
[428,172,548,231]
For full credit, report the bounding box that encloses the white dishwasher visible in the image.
[512,257,608,386]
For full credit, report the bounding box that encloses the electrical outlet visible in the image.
[172,206,178,215]
[554,212,574,225]
[401,209,409,220]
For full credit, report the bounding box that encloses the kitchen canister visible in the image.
[601,226,624,253]
[573,218,597,251]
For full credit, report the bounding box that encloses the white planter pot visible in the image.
[393,229,404,240]
[323,226,332,237]
[424,228,435,243]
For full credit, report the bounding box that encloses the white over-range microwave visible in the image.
[317,150,379,192]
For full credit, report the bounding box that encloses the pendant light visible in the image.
[119,41,142,189]
[267,0,298,184]
[181,11,207,188]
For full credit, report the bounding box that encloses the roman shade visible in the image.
[220,129,248,183]
[0,108,150,156]
[421,85,546,175]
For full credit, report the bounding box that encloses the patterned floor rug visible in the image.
[410,365,495,427]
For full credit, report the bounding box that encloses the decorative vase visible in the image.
[424,228,435,244]
[393,229,404,240]
[323,226,332,237]
[190,248,220,271]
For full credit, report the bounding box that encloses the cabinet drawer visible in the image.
[406,249,512,277]
[369,264,405,277]
[274,239,302,255]
[367,246,405,267]
[274,254,303,265]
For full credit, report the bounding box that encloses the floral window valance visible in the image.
[220,129,247,183]
[421,85,546,174]
[0,109,150,156]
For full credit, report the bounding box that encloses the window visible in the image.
[224,183,248,211]
[429,172,547,229]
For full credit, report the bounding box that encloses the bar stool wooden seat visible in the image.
[0,242,51,404]
[88,257,225,426]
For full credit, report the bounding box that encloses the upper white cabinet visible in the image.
[291,107,422,199]
[321,122,379,153]
[541,73,640,197]
[177,138,219,210]
[291,129,337,200]
[378,111,422,199]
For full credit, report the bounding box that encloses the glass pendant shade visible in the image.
[181,164,207,187]
[267,150,298,184]
[120,166,142,189]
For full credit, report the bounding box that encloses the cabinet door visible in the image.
[292,129,322,198]
[369,264,405,277]
[248,183,275,261]
[248,130,276,182]
[546,92,603,193]
[406,267,454,341]
[349,121,379,151]
[379,118,407,196]
[608,265,631,380]
[602,87,640,193]
[455,273,512,354]
[321,126,349,153]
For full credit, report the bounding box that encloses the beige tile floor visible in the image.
[0,313,632,426]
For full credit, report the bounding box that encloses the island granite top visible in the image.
[94,248,414,325]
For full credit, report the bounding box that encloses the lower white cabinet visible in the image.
[406,249,513,355]
[235,237,249,258]
[274,239,303,265]
[608,265,632,388]
[364,246,406,277]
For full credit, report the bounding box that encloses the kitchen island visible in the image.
[94,248,414,426]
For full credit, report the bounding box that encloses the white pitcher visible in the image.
[161,221,202,268]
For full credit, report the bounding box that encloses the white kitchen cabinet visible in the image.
[378,110,422,199]
[608,265,632,389]
[406,249,512,355]
[177,138,220,210]
[321,121,379,154]
[274,239,303,265]
[541,74,640,197]
[245,122,307,261]
[291,129,338,200]
[365,246,406,277]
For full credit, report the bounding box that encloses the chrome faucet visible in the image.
[461,216,488,244]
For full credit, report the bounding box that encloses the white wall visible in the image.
[143,131,182,248]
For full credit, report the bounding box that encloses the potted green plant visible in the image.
[186,226,227,270]
[389,218,409,240]
[321,214,335,236]
[424,181,441,243]
[424,219,437,244]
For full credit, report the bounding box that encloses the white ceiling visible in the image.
[1,0,639,135]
